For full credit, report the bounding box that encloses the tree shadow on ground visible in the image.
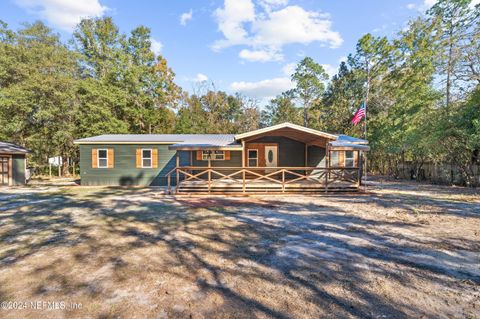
[0,187,478,318]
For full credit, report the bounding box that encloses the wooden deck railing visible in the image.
[166,166,360,194]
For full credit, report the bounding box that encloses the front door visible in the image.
[0,156,10,186]
[264,146,278,171]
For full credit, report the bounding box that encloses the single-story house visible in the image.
[74,122,369,193]
[0,141,29,186]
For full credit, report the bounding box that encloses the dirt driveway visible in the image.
[0,179,479,318]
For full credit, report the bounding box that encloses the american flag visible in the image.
[351,102,366,125]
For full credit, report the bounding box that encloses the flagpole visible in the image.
[364,57,370,192]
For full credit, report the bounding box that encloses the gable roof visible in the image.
[0,141,29,154]
[234,122,339,141]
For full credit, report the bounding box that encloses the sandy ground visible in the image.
[0,178,479,318]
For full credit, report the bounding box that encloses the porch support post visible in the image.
[241,140,245,168]
[242,140,246,193]
[304,143,308,176]
[304,143,308,166]
[325,144,329,193]
[357,151,362,188]
[176,152,180,187]
[208,157,211,193]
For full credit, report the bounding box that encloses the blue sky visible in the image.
[0,0,452,103]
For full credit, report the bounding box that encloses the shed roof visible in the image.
[336,135,368,144]
[0,141,29,154]
[328,141,370,151]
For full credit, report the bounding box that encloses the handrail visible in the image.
[172,166,360,170]
[166,165,360,194]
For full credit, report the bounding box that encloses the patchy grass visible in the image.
[0,180,479,318]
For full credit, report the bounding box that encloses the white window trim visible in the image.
[97,149,108,168]
[141,148,153,168]
[344,151,355,168]
[202,150,225,161]
[247,149,258,167]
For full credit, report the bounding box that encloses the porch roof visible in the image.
[167,135,241,150]
[0,141,29,154]
[234,122,339,141]
[328,141,370,151]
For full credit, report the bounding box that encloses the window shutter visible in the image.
[136,149,142,168]
[196,151,202,161]
[152,148,158,168]
[224,151,231,161]
[92,149,98,168]
[107,149,114,168]
[354,151,359,168]
[338,151,345,168]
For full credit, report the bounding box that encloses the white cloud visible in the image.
[424,0,437,7]
[193,73,209,82]
[213,0,255,50]
[259,0,289,11]
[251,6,343,49]
[321,64,336,78]
[281,62,296,76]
[406,3,417,10]
[150,38,163,55]
[239,48,283,62]
[180,9,193,26]
[407,0,478,11]
[338,56,347,63]
[230,77,294,99]
[213,0,343,62]
[15,0,107,31]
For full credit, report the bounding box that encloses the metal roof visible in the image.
[73,124,369,150]
[329,141,370,151]
[0,141,29,154]
[74,134,237,145]
[336,135,368,144]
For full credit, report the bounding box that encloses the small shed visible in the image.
[0,141,29,186]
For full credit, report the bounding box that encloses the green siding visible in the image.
[307,145,326,168]
[12,154,26,185]
[249,136,306,167]
[78,139,328,186]
[192,150,242,167]
[79,144,189,186]
[189,150,242,179]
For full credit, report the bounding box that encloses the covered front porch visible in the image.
[166,123,369,194]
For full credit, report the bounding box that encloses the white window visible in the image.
[202,150,225,160]
[142,149,152,168]
[345,151,355,167]
[98,149,108,168]
[330,151,339,167]
[248,149,258,167]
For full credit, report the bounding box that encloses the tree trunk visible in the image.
[445,25,454,110]
[303,103,308,127]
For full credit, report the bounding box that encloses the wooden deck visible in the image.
[167,166,361,194]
